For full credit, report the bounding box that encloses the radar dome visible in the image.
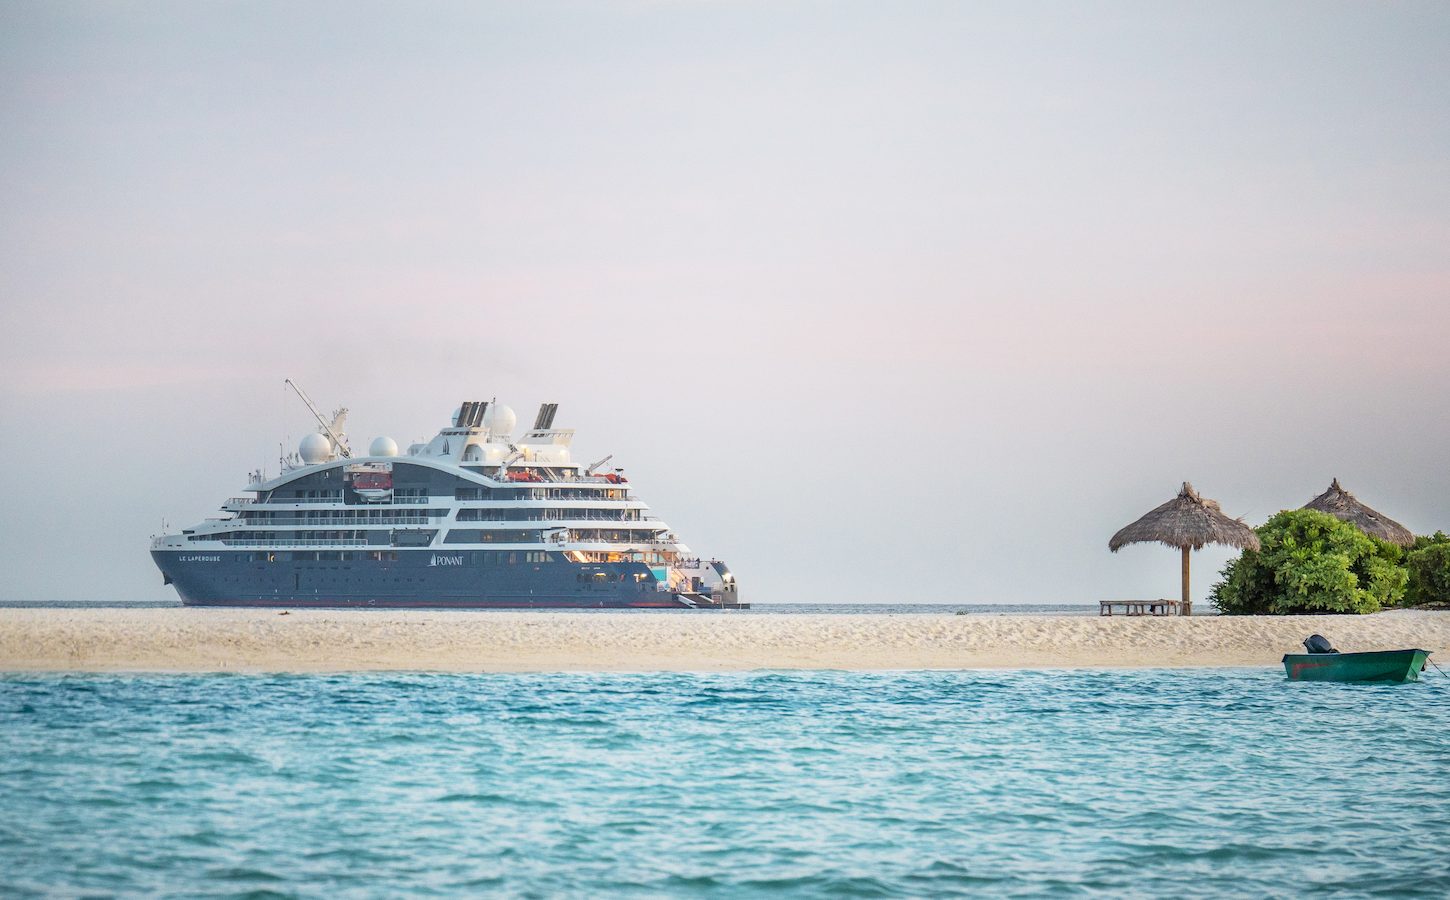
[369,436,399,457]
[299,432,333,464]
[484,403,516,437]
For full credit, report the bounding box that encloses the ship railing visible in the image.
[516,474,617,484]
[245,516,434,526]
[219,539,367,548]
[223,497,255,506]
[462,511,648,522]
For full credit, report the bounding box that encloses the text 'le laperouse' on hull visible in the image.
[150,394,743,609]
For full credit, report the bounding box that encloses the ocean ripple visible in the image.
[2,669,1448,896]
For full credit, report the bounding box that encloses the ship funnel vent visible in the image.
[533,402,559,430]
[455,401,489,429]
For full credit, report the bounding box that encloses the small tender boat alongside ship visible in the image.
[1283,634,1429,684]
[151,386,743,609]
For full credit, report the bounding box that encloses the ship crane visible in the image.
[584,454,613,476]
[495,448,523,477]
[285,378,352,459]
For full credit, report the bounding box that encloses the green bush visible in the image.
[1412,530,1450,553]
[1211,509,1407,615]
[1405,538,1450,606]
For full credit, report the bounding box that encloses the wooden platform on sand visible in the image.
[1099,599,1181,617]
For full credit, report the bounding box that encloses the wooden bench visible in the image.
[1099,599,1181,617]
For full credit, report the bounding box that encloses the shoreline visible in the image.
[2,608,1448,673]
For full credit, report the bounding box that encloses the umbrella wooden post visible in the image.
[1181,546,1191,617]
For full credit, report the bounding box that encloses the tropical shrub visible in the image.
[1211,509,1408,615]
[1405,532,1450,606]
[1412,530,1450,553]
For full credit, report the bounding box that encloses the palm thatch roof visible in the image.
[1302,478,1414,547]
[1109,482,1261,553]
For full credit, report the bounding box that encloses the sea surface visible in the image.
[2,670,1447,897]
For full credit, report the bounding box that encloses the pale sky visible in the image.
[2,1,1448,604]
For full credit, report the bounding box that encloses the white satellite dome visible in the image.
[484,403,516,437]
[298,432,334,464]
[369,436,399,457]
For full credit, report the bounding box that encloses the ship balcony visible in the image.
[242,515,438,526]
[561,541,678,552]
[252,497,431,507]
[218,538,368,548]
[454,511,656,524]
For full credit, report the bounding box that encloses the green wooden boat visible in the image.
[1282,648,1430,684]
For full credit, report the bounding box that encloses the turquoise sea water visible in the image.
[3,670,1447,897]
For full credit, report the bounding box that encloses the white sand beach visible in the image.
[2,607,1448,673]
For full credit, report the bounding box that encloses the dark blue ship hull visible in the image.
[152,549,693,608]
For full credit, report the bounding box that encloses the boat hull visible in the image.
[152,549,708,609]
[1282,649,1430,684]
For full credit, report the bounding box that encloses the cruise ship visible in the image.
[151,393,742,608]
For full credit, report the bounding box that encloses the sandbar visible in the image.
[2,607,1448,673]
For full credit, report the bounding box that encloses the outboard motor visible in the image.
[1303,634,1339,654]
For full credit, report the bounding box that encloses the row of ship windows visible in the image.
[455,487,628,501]
[456,508,642,522]
[246,550,555,564]
[236,508,642,523]
[207,531,373,541]
[247,550,399,562]
[261,487,629,503]
[197,529,664,544]
[268,489,427,501]
[241,509,448,523]
[442,529,663,543]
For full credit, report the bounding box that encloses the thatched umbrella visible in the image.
[1109,482,1262,616]
[1303,478,1414,547]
